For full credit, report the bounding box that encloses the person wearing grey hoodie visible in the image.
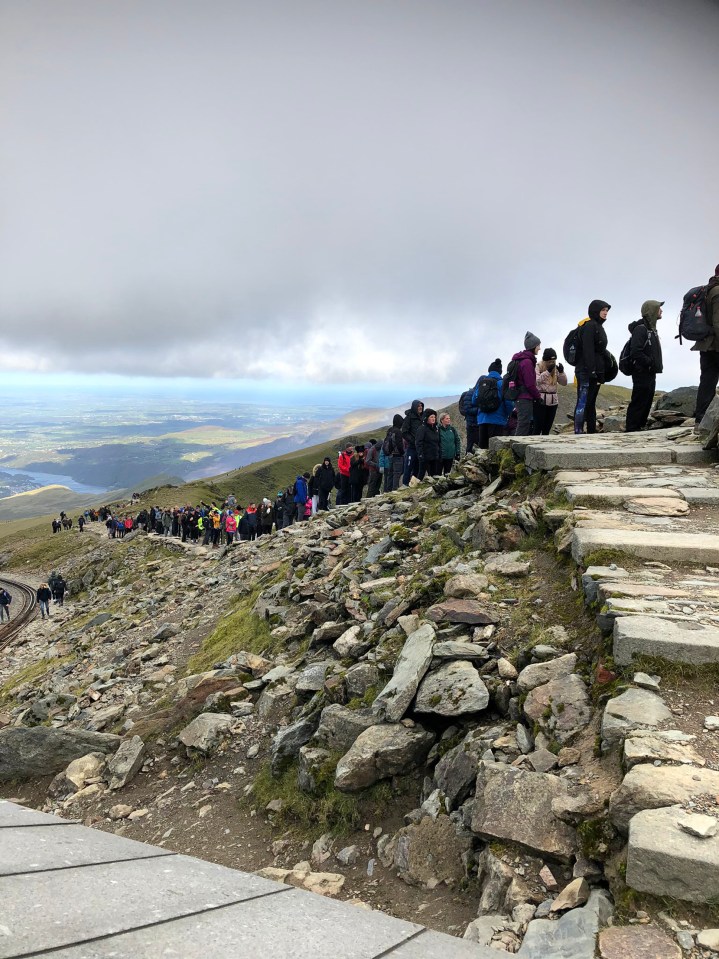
[626,300,664,432]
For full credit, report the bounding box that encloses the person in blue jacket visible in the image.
[476,359,514,449]
[293,472,310,521]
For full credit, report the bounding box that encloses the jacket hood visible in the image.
[588,299,611,322]
[512,349,537,363]
[708,276,719,293]
[422,408,437,422]
[628,319,643,333]
[641,299,663,329]
[392,413,403,428]
[407,399,424,416]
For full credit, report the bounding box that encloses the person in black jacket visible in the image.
[574,299,611,434]
[401,399,424,486]
[415,409,441,478]
[626,300,663,432]
[383,414,405,492]
[36,583,52,619]
[274,492,285,530]
[349,449,369,502]
[317,458,336,511]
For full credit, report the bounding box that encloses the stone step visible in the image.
[613,615,719,666]
[527,445,675,470]
[572,528,719,565]
[563,485,684,506]
[627,807,719,902]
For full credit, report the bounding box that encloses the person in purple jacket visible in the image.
[511,332,543,435]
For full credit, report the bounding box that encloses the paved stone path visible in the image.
[494,428,719,908]
[0,800,494,959]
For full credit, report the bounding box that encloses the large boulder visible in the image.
[178,713,234,754]
[414,661,489,717]
[654,386,697,417]
[0,728,121,782]
[471,761,577,861]
[372,623,435,722]
[334,724,434,792]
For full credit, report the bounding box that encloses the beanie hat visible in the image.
[488,358,502,374]
[542,347,557,362]
[524,331,541,351]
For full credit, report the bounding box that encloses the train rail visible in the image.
[0,577,37,652]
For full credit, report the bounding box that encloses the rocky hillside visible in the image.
[2,420,719,956]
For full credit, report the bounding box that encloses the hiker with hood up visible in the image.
[476,359,514,448]
[574,299,611,434]
[415,408,441,478]
[512,333,543,436]
[401,399,425,485]
[534,348,568,435]
[365,440,382,498]
[316,457,336,511]
[693,265,719,425]
[349,449,369,502]
[382,414,405,491]
[625,300,664,432]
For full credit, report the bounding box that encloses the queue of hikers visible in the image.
[458,268,719,450]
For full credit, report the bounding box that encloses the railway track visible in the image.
[0,577,36,652]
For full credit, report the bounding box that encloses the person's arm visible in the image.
[452,427,462,458]
[415,426,425,459]
[523,359,542,400]
[581,323,597,378]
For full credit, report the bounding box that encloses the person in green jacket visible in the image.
[438,413,462,475]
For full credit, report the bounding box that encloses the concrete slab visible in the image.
[572,528,719,564]
[0,802,76,828]
[564,485,683,505]
[0,854,284,958]
[391,929,497,958]
[0,824,172,876]
[675,448,717,465]
[26,888,447,959]
[681,488,719,504]
[614,615,719,666]
[627,807,719,902]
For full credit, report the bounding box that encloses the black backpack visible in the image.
[502,359,521,403]
[474,376,501,413]
[677,286,710,344]
[618,338,633,376]
[563,327,581,366]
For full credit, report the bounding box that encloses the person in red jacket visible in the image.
[511,332,542,435]
[337,444,353,505]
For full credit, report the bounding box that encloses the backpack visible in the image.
[382,429,401,457]
[563,327,581,366]
[502,359,520,403]
[677,286,710,344]
[474,376,501,413]
[618,338,633,376]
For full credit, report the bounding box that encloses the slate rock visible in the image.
[550,877,589,913]
[334,724,435,792]
[49,752,106,798]
[178,713,234,754]
[433,727,502,810]
[0,727,121,782]
[345,663,380,699]
[521,890,613,959]
[372,623,435,722]
[415,661,490,717]
[601,688,672,748]
[426,600,497,626]
[297,745,331,795]
[610,764,719,833]
[598,925,681,959]
[443,573,490,599]
[483,551,530,577]
[524,674,592,744]
[470,761,577,860]
[333,624,369,659]
[107,735,145,790]
[517,653,577,692]
[271,714,321,776]
[314,704,376,752]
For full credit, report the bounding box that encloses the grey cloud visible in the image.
[0,0,718,385]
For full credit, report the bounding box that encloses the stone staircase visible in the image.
[497,430,719,912]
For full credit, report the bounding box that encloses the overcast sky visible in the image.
[1,0,718,392]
